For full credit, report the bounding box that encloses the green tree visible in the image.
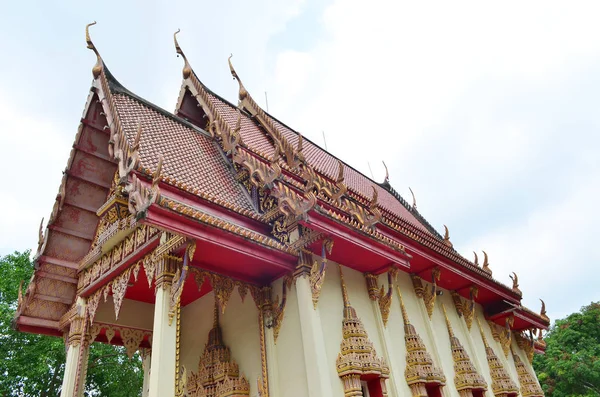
[534,302,600,397]
[0,251,143,396]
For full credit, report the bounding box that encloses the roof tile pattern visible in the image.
[112,93,254,213]
[203,91,429,232]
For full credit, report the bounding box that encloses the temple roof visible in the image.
[178,71,436,236]
[107,70,256,216]
[14,25,550,337]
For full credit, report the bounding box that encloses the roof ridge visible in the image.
[104,65,212,137]
[382,183,444,240]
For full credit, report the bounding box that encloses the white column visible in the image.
[141,349,152,397]
[264,325,281,396]
[148,257,178,397]
[295,275,335,397]
[370,298,400,397]
[60,297,90,397]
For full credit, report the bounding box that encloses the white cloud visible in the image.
[0,93,72,255]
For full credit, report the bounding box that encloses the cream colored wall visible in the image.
[180,289,262,397]
[270,277,310,397]
[293,260,536,397]
[95,297,154,330]
[157,261,539,397]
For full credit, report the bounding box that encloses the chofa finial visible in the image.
[85,21,97,51]
[509,272,521,295]
[473,251,479,266]
[173,29,192,79]
[408,187,417,210]
[482,251,492,276]
[85,21,103,78]
[382,161,389,184]
[443,225,453,248]
[540,299,548,320]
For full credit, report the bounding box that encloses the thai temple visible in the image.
[14,23,550,397]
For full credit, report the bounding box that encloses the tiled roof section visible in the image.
[110,91,255,214]
[201,90,432,234]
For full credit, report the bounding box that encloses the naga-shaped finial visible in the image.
[369,186,379,211]
[174,29,192,79]
[85,21,103,79]
[482,251,492,276]
[331,160,347,203]
[540,299,548,320]
[443,225,453,248]
[382,161,389,184]
[509,272,521,295]
[152,155,164,189]
[473,251,479,266]
[408,187,417,210]
[228,54,248,101]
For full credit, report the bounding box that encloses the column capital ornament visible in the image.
[364,270,394,327]
[476,319,519,396]
[441,304,488,395]
[396,285,446,396]
[169,242,195,326]
[488,316,514,358]
[411,267,441,319]
[336,265,389,396]
[450,286,478,330]
[308,238,333,309]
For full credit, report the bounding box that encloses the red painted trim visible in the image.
[147,206,296,272]
[302,211,411,269]
[398,238,520,304]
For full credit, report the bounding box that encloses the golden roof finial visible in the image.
[540,299,548,320]
[173,29,192,79]
[338,264,350,308]
[369,185,379,210]
[85,21,103,79]
[395,285,410,326]
[473,251,479,266]
[228,54,248,101]
[443,225,453,248]
[336,160,345,183]
[382,161,389,184]
[408,187,417,210]
[482,251,492,275]
[476,318,490,348]
[441,303,455,337]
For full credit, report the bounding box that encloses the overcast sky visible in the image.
[1,0,598,323]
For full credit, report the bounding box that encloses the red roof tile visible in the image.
[112,92,254,214]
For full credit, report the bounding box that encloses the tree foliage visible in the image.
[0,251,143,396]
[534,302,600,397]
